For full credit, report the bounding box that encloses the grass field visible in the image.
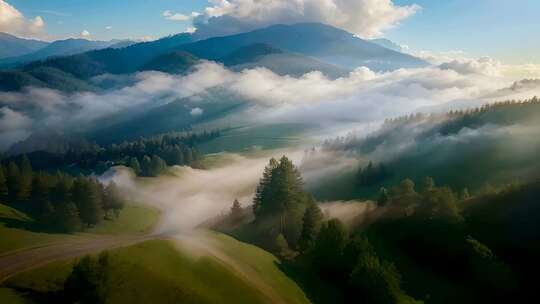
[0,203,160,255]
[197,123,316,154]
[3,233,310,304]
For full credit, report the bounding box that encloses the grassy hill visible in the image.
[0,203,159,255]
[2,233,310,304]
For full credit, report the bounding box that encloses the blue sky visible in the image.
[7,0,540,64]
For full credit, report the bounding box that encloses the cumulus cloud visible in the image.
[192,0,420,39]
[190,107,204,116]
[163,10,200,21]
[80,30,90,37]
[439,57,502,77]
[0,0,46,38]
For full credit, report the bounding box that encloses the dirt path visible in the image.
[0,234,162,283]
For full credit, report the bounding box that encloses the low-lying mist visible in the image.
[100,149,373,234]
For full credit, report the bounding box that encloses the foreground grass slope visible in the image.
[0,203,159,255]
[3,233,310,304]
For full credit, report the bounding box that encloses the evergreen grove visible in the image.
[0,155,124,232]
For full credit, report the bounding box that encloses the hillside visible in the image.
[221,43,349,78]
[0,33,48,59]
[0,38,128,68]
[1,233,310,304]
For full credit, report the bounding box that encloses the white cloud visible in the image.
[192,0,420,39]
[0,107,32,150]
[163,10,200,21]
[2,59,536,151]
[190,107,204,116]
[440,57,503,77]
[80,30,90,37]
[105,25,112,30]
[0,0,46,38]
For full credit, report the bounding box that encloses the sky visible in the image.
[2,0,538,64]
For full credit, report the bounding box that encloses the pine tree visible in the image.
[0,165,7,200]
[230,199,243,223]
[298,203,323,253]
[72,178,104,227]
[17,155,33,202]
[31,174,53,219]
[140,155,152,177]
[103,182,124,218]
[129,157,142,175]
[461,188,471,200]
[6,162,20,203]
[53,201,82,233]
[253,158,279,217]
[377,187,389,206]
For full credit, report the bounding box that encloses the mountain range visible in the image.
[0,23,427,92]
[0,33,49,59]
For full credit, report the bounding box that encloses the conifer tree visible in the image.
[230,199,243,223]
[0,165,7,200]
[129,157,142,175]
[298,203,323,253]
[6,162,20,202]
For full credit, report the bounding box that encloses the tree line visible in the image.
[0,155,124,232]
[2,130,219,176]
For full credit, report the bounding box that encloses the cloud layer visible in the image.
[2,57,538,151]
[191,0,420,39]
[0,0,45,38]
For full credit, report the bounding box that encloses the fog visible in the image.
[99,148,374,234]
[3,58,536,151]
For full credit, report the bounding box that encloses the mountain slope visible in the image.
[0,33,48,59]
[139,51,199,74]
[0,38,127,67]
[177,23,427,71]
[220,43,349,78]
[19,34,195,79]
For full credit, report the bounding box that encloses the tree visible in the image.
[377,187,389,206]
[17,155,33,202]
[65,252,110,303]
[274,233,290,257]
[53,201,82,233]
[298,203,323,253]
[72,178,104,227]
[31,174,53,220]
[423,176,435,192]
[460,188,470,200]
[103,182,124,218]
[311,219,348,276]
[6,162,20,203]
[140,156,152,177]
[390,179,416,197]
[129,157,141,175]
[0,166,7,200]
[230,199,243,223]
[350,253,412,304]
[253,158,279,218]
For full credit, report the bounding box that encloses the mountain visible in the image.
[0,33,49,59]
[19,33,195,79]
[139,51,200,74]
[0,38,132,67]
[369,38,406,52]
[177,23,427,71]
[220,43,349,78]
[0,67,97,92]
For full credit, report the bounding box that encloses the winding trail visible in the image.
[0,234,164,283]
